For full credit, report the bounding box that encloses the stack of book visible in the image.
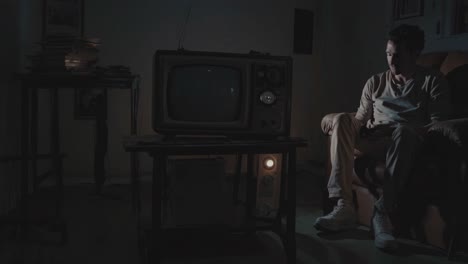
[27,35,74,72]
[65,38,100,72]
[27,36,100,73]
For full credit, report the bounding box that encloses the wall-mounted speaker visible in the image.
[255,153,282,218]
[293,8,314,54]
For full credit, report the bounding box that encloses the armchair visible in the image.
[320,51,468,254]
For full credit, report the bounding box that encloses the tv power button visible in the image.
[259,91,276,105]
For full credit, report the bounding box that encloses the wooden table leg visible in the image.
[151,154,164,264]
[94,91,107,194]
[31,87,38,191]
[272,152,286,233]
[245,153,256,231]
[233,153,242,205]
[286,149,296,264]
[131,152,140,212]
[130,76,139,212]
[50,88,63,221]
[20,83,30,241]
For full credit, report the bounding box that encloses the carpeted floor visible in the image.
[0,162,466,263]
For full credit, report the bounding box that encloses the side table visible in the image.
[123,135,307,264]
[10,71,139,242]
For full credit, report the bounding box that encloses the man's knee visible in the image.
[332,113,354,130]
[321,112,354,135]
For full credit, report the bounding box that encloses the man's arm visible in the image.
[355,77,375,128]
[426,74,451,126]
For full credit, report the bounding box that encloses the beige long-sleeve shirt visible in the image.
[355,66,450,129]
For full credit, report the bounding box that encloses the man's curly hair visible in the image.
[388,24,425,54]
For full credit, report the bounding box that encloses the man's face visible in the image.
[386,40,418,76]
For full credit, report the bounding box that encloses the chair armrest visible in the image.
[427,118,468,154]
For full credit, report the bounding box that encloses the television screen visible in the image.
[167,65,242,122]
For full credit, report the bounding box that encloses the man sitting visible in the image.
[314,24,451,251]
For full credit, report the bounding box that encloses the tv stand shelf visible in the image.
[123,135,307,264]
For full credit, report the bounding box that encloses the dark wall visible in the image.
[0,0,20,214]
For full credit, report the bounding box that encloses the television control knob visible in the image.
[266,68,282,84]
[259,91,276,105]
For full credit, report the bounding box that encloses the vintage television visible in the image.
[153,50,292,137]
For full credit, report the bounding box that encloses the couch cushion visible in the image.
[440,51,468,75]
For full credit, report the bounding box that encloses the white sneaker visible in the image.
[371,208,398,251]
[314,199,357,232]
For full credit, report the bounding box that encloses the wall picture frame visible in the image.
[42,0,84,38]
[393,0,424,20]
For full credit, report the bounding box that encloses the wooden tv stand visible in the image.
[123,135,307,264]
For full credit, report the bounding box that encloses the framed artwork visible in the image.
[42,0,84,38]
[453,0,468,34]
[74,88,107,120]
[393,0,424,20]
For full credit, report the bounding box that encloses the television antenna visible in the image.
[178,1,193,50]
